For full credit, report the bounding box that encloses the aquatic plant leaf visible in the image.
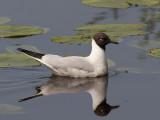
[0,17,11,25]
[82,0,158,8]
[52,24,149,44]
[0,53,40,67]
[6,44,40,54]
[152,0,160,8]
[52,35,91,44]
[107,59,115,68]
[148,48,160,58]
[82,0,129,8]
[126,0,158,6]
[75,24,149,37]
[0,25,49,38]
[0,104,25,114]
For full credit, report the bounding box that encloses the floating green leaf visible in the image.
[82,0,158,8]
[148,48,160,58]
[152,0,160,8]
[75,24,149,37]
[52,24,149,44]
[0,17,11,25]
[0,104,25,114]
[107,58,115,68]
[52,35,91,44]
[0,53,40,67]
[0,25,49,38]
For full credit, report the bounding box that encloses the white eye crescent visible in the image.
[101,109,105,113]
[100,37,104,41]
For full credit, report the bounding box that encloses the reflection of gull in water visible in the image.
[19,75,119,116]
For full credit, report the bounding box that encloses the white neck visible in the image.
[88,77,108,110]
[89,86,106,110]
[88,39,107,64]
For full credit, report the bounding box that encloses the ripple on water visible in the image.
[0,66,49,91]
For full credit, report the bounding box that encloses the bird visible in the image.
[18,75,119,117]
[17,33,118,78]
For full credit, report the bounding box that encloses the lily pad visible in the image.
[0,53,41,67]
[148,48,160,58]
[75,24,149,37]
[152,0,160,8]
[52,35,91,44]
[0,17,11,25]
[0,104,25,114]
[0,25,49,38]
[107,58,116,68]
[82,0,158,8]
[52,24,149,44]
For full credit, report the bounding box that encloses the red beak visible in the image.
[110,40,119,44]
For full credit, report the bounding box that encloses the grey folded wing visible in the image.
[42,55,94,72]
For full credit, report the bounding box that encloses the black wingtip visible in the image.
[17,48,45,59]
[18,94,43,102]
[17,48,25,52]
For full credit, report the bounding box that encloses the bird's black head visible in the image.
[93,33,119,50]
[94,99,120,117]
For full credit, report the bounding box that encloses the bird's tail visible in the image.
[18,94,43,102]
[19,86,43,102]
[17,48,45,60]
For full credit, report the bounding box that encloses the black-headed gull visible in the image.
[19,75,119,116]
[17,33,118,77]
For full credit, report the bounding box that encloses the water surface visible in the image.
[0,0,160,120]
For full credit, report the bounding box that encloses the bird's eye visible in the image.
[101,109,104,113]
[100,38,103,41]
[100,109,104,113]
